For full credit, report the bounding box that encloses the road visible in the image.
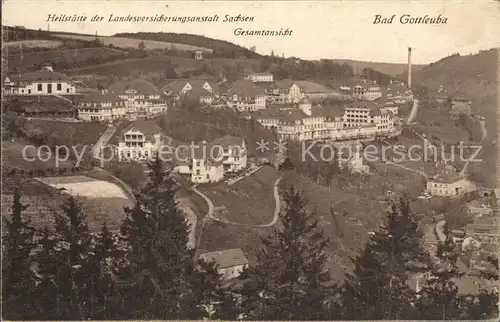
[192,176,283,228]
[178,198,198,249]
[435,220,447,243]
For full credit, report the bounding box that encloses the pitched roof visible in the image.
[298,96,311,104]
[109,79,159,96]
[294,80,332,94]
[81,92,123,104]
[210,135,245,149]
[227,80,265,97]
[122,119,163,137]
[429,169,463,183]
[274,79,295,89]
[8,70,68,82]
[346,101,380,110]
[199,248,249,268]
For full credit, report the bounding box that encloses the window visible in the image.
[57,83,62,91]
[37,84,42,91]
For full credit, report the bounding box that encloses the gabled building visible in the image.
[117,120,163,161]
[210,135,248,172]
[77,91,127,121]
[226,80,266,112]
[426,166,477,197]
[174,141,225,184]
[199,248,249,280]
[108,79,167,118]
[3,63,76,96]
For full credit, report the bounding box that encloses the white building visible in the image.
[77,91,127,122]
[173,136,246,182]
[3,63,76,96]
[426,166,477,197]
[199,248,249,280]
[162,79,216,103]
[117,120,164,162]
[352,85,367,100]
[245,72,274,83]
[226,80,266,112]
[253,99,397,142]
[108,79,167,118]
[210,135,248,172]
[364,86,383,101]
[194,50,203,60]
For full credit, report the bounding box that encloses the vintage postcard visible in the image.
[1,0,499,320]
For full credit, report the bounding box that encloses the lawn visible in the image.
[199,166,281,225]
[36,176,129,199]
[52,34,212,52]
[4,40,63,49]
[23,119,108,146]
[414,105,471,145]
[6,47,127,72]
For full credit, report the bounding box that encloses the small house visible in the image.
[199,248,249,280]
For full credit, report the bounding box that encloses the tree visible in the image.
[341,196,430,319]
[416,225,467,320]
[2,189,37,319]
[238,186,336,320]
[118,156,223,319]
[138,41,146,51]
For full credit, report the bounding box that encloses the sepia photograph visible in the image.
[1,0,499,320]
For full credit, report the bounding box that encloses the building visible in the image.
[245,72,274,83]
[294,80,339,102]
[226,80,266,112]
[117,120,164,162]
[253,99,397,142]
[173,141,225,184]
[465,216,499,244]
[363,86,383,101]
[386,83,414,103]
[77,91,127,121]
[451,96,472,119]
[352,85,367,100]
[467,199,494,217]
[199,248,249,280]
[210,135,248,172]
[173,136,246,182]
[3,63,76,96]
[426,166,477,197]
[194,50,203,60]
[14,96,76,119]
[162,79,216,100]
[108,79,167,118]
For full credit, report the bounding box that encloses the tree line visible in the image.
[3,156,498,320]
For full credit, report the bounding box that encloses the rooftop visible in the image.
[81,92,123,104]
[7,69,68,83]
[122,119,163,137]
[294,80,333,94]
[109,79,159,96]
[199,248,249,268]
[227,79,265,97]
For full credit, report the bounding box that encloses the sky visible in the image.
[3,0,500,64]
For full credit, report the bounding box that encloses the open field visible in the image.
[37,175,129,199]
[2,139,76,171]
[413,106,471,144]
[23,119,108,146]
[53,34,213,52]
[4,40,63,49]
[199,166,281,225]
[6,47,127,72]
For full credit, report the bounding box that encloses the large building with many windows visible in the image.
[77,91,127,121]
[117,120,164,161]
[3,63,76,96]
[108,79,167,118]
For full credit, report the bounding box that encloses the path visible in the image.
[460,119,487,177]
[406,98,419,124]
[178,198,198,250]
[435,220,447,243]
[192,176,283,228]
[381,160,429,178]
[92,124,117,159]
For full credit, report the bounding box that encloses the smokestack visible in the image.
[408,47,412,88]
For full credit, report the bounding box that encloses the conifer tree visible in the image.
[238,185,334,320]
[118,156,223,319]
[341,196,430,319]
[416,225,466,320]
[50,196,93,319]
[2,189,37,319]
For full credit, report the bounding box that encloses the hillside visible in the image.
[411,48,498,188]
[114,32,262,59]
[329,58,425,77]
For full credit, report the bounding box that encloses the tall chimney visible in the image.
[407,47,412,88]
